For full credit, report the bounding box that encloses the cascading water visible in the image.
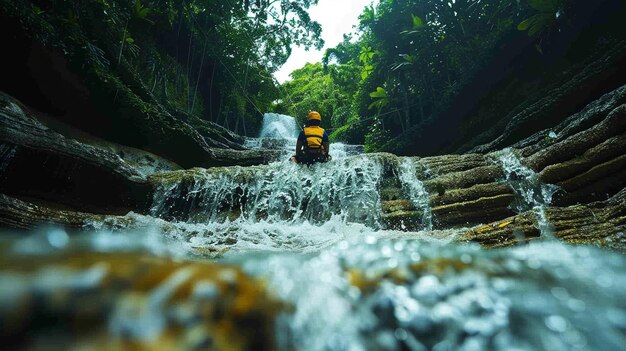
[246,113,363,160]
[397,158,433,230]
[494,148,560,237]
[245,113,299,157]
[328,142,365,159]
[151,155,383,225]
[146,155,389,253]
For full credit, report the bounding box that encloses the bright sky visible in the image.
[273,0,376,83]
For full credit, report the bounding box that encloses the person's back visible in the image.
[291,111,331,165]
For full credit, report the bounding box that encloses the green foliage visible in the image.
[278,62,337,127]
[285,0,527,151]
[368,87,389,110]
[518,0,566,37]
[134,0,150,20]
[411,14,424,28]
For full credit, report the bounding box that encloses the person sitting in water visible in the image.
[290,111,332,165]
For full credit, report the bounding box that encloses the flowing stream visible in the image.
[1,116,625,350]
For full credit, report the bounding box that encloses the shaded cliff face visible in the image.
[378,0,626,157]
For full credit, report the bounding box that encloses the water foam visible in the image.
[152,156,384,226]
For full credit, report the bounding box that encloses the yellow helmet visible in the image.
[307,111,321,121]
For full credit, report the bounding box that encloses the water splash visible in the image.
[329,142,364,160]
[241,239,626,351]
[494,149,559,237]
[397,158,433,230]
[8,225,189,259]
[3,230,625,350]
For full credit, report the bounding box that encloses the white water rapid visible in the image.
[398,158,433,230]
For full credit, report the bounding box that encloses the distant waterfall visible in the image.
[259,113,299,139]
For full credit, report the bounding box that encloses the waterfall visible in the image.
[247,113,362,160]
[242,113,300,158]
[328,143,364,159]
[494,149,560,237]
[151,155,384,225]
[4,149,626,350]
[145,155,389,252]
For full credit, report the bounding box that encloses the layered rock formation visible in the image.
[383,86,626,248]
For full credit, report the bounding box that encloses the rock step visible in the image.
[458,188,626,250]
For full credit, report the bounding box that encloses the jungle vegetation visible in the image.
[2,0,624,153]
[276,0,625,152]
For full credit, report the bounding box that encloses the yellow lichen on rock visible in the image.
[0,252,283,351]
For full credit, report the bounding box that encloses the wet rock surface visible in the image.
[3,85,626,248]
[0,194,107,230]
[458,188,626,249]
